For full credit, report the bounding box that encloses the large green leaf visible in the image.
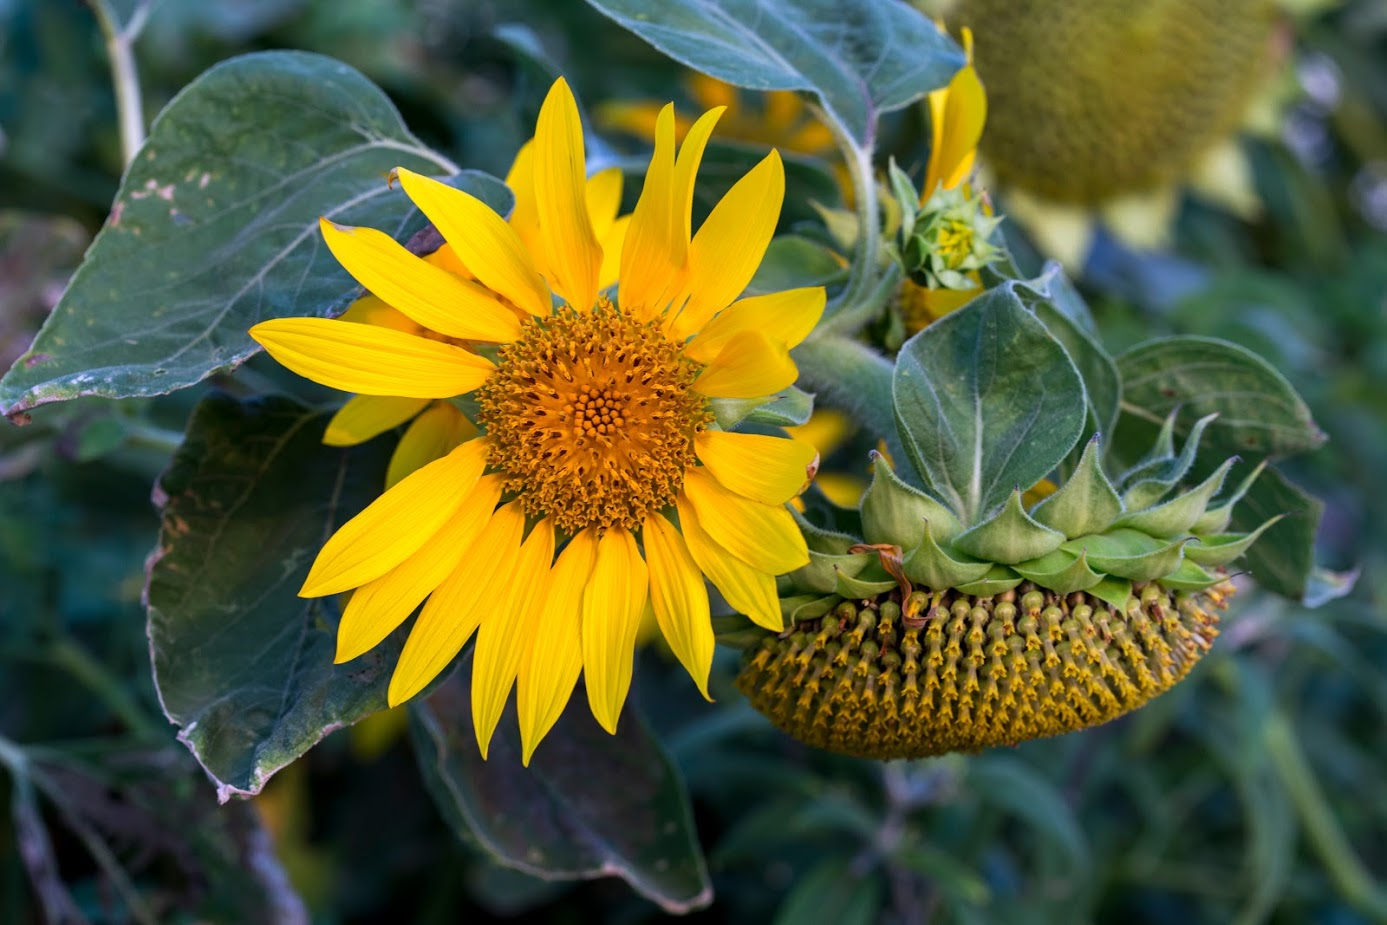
[1116,336,1325,462]
[0,51,506,418]
[1230,464,1324,602]
[893,285,1087,523]
[584,0,964,145]
[146,394,398,800]
[411,663,712,914]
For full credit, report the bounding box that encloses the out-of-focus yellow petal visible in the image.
[694,330,797,399]
[619,104,679,320]
[680,466,808,574]
[684,286,825,364]
[598,214,630,291]
[643,514,714,700]
[505,140,540,257]
[581,527,648,734]
[300,438,490,597]
[334,475,503,663]
[386,501,526,706]
[669,150,784,340]
[337,294,416,331]
[586,167,624,240]
[385,403,478,489]
[471,519,555,758]
[319,219,520,342]
[393,167,552,317]
[323,395,429,447]
[518,529,598,765]
[676,494,783,631]
[688,73,738,111]
[249,318,494,398]
[694,431,818,506]
[533,78,601,310]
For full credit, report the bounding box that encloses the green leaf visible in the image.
[1230,465,1324,602]
[410,663,712,915]
[1116,336,1326,463]
[893,285,1087,523]
[0,51,506,417]
[146,394,397,800]
[773,860,883,925]
[710,385,814,429]
[967,755,1090,875]
[584,0,964,145]
[748,235,849,295]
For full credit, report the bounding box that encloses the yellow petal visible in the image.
[688,73,738,111]
[386,402,478,489]
[924,64,986,197]
[533,78,602,310]
[319,219,520,342]
[619,104,679,320]
[393,166,551,316]
[323,395,429,447]
[669,149,784,340]
[338,294,416,331]
[387,500,526,706]
[694,330,798,399]
[250,318,494,398]
[676,494,782,631]
[505,139,541,257]
[518,529,598,765]
[684,286,825,364]
[334,474,503,663]
[643,514,714,700]
[680,466,808,574]
[672,106,725,254]
[581,527,648,734]
[598,214,630,292]
[586,166,624,240]
[694,431,818,505]
[471,519,556,758]
[301,438,490,597]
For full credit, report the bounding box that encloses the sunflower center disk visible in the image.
[736,580,1233,760]
[476,301,711,534]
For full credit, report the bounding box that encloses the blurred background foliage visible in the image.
[1,0,1385,922]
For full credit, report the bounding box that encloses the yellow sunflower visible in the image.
[249,78,823,764]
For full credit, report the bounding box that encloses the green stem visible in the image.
[122,422,185,456]
[810,102,886,335]
[792,335,905,464]
[1264,709,1387,921]
[89,0,153,168]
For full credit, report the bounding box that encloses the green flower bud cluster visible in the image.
[889,162,1003,291]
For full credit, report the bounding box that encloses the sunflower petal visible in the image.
[581,527,648,734]
[694,330,797,399]
[680,466,808,574]
[505,140,541,256]
[924,64,987,197]
[472,519,556,758]
[598,214,630,291]
[386,403,478,489]
[619,104,679,320]
[676,494,783,631]
[643,514,714,700]
[533,78,602,310]
[518,529,598,765]
[300,438,490,597]
[319,219,520,342]
[684,286,825,364]
[669,149,784,339]
[335,475,503,663]
[672,106,725,250]
[386,500,526,706]
[323,395,429,447]
[694,431,818,505]
[250,318,494,398]
[586,166,624,240]
[393,167,552,316]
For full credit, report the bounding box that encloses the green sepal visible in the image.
[1120,412,1218,509]
[791,508,861,554]
[1011,548,1105,595]
[786,595,842,625]
[834,568,900,598]
[888,157,918,233]
[1191,460,1267,534]
[1069,529,1196,582]
[1185,515,1285,567]
[1113,457,1235,537]
[1088,576,1134,612]
[1030,436,1123,538]
[955,566,1024,596]
[1155,560,1224,592]
[712,613,769,649]
[861,452,962,548]
[902,520,994,589]
[789,549,873,594]
[952,489,1066,564]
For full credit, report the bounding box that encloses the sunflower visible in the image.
[249,78,822,764]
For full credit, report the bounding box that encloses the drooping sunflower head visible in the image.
[959,0,1278,204]
[735,416,1279,760]
[250,77,825,764]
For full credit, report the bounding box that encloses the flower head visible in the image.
[250,78,822,763]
